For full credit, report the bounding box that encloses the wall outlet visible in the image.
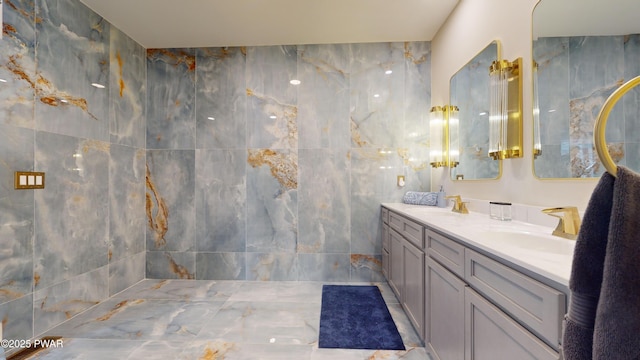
[397,175,405,187]
[14,171,45,190]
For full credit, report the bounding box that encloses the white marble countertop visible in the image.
[382,203,575,287]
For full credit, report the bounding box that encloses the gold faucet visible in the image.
[446,195,469,214]
[541,206,581,240]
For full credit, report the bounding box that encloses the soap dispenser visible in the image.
[436,186,446,208]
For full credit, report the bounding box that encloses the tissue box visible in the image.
[489,201,512,221]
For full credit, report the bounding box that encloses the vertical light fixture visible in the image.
[532,62,542,158]
[429,105,459,168]
[488,58,523,160]
[448,106,460,167]
[430,106,447,168]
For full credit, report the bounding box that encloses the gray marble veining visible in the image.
[0,125,35,304]
[246,46,298,150]
[146,48,196,150]
[145,150,196,252]
[196,47,247,150]
[350,42,405,148]
[0,0,36,129]
[297,44,351,149]
[33,267,109,335]
[145,41,431,282]
[34,132,110,289]
[298,149,350,254]
[35,0,110,141]
[195,149,247,252]
[0,0,146,349]
[110,144,146,261]
[246,149,298,254]
[109,27,146,148]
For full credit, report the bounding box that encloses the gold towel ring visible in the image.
[594,75,640,178]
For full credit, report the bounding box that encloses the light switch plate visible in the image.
[14,171,45,190]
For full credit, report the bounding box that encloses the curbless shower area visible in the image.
[0,0,431,355]
[20,280,426,359]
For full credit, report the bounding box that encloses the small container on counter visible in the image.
[489,201,512,221]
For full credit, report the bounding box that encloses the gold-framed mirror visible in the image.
[532,0,640,178]
[449,40,502,181]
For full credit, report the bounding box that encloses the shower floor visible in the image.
[23,279,428,359]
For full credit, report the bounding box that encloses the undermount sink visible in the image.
[475,230,575,255]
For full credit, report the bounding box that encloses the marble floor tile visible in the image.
[111,279,242,301]
[24,280,428,359]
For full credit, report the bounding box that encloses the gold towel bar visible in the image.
[594,75,640,178]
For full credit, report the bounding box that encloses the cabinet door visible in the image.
[403,241,425,340]
[465,287,559,360]
[426,256,465,360]
[382,223,390,279]
[465,249,564,349]
[389,228,404,299]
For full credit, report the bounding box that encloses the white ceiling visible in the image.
[79,0,460,49]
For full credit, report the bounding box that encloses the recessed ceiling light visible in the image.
[207,116,215,121]
[0,79,7,83]
[289,79,301,85]
[91,83,105,89]
[270,115,277,119]
[374,94,380,98]
[385,70,393,75]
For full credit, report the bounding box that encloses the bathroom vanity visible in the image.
[381,203,572,360]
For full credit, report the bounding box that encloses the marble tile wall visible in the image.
[533,34,640,178]
[146,42,432,282]
[0,0,146,346]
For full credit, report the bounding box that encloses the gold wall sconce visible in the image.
[429,105,459,168]
[488,57,523,160]
[532,62,542,158]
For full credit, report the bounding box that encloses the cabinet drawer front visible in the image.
[427,229,465,277]
[382,207,389,224]
[389,211,424,248]
[465,287,560,360]
[465,249,565,349]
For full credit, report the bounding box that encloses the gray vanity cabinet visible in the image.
[424,229,562,360]
[381,206,566,360]
[385,210,426,340]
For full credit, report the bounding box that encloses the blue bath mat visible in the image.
[318,285,405,350]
